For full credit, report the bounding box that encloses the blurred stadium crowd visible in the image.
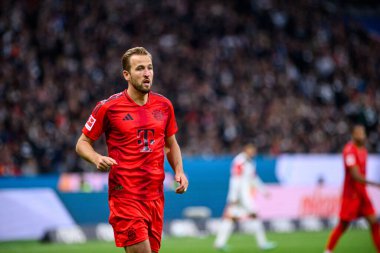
[1,0,379,175]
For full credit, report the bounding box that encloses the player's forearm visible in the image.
[354,176,367,184]
[350,169,380,187]
[252,176,267,193]
[353,176,380,188]
[367,181,380,187]
[349,166,371,185]
[355,177,380,187]
[166,141,184,174]
[75,138,100,166]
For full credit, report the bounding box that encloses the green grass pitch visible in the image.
[0,230,376,253]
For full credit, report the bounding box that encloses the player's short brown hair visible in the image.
[243,143,256,151]
[122,47,152,71]
[351,123,365,132]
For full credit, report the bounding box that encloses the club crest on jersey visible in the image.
[152,109,164,121]
[85,115,96,131]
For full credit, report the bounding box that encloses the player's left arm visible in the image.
[165,134,188,194]
[348,166,380,188]
[250,161,269,196]
[251,176,269,196]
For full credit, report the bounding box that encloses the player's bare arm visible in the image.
[76,133,117,171]
[165,134,188,194]
[348,166,380,188]
[253,177,271,198]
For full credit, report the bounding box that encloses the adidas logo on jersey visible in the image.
[123,114,133,120]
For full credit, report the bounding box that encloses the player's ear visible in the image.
[122,70,130,81]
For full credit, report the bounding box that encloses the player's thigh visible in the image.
[148,197,164,252]
[109,197,150,248]
[339,198,360,221]
[110,216,149,248]
[124,239,151,253]
[241,193,258,215]
[149,234,161,253]
[360,196,376,221]
[225,204,248,219]
[337,219,351,230]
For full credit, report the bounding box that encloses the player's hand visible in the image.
[175,173,189,194]
[95,155,118,172]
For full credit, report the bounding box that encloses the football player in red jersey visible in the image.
[324,125,380,253]
[76,47,188,253]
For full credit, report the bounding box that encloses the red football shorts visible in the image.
[109,195,164,252]
[339,194,375,221]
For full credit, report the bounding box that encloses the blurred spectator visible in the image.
[0,0,379,174]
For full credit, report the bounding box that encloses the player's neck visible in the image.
[127,88,149,106]
[353,140,364,148]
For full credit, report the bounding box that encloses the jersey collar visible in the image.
[123,89,151,107]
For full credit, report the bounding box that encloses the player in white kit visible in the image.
[214,143,277,251]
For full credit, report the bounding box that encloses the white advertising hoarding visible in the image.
[0,188,75,241]
[256,185,380,219]
[276,154,380,186]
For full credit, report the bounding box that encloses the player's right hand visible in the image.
[95,155,118,172]
[174,173,189,194]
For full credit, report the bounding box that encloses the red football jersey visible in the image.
[82,90,178,200]
[342,141,368,199]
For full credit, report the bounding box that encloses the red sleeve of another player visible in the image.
[165,101,178,137]
[343,147,357,170]
[232,162,243,176]
[82,101,108,141]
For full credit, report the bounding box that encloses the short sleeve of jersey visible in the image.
[165,100,178,137]
[344,148,357,169]
[82,101,108,141]
[232,162,243,176]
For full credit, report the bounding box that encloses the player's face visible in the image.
[124,54,153,94]
[352,126,366,146]
[245,146,257,158]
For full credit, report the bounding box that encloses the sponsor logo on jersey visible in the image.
[123,114,134,121]
[85,115,96,131]
[137,129,155,152]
